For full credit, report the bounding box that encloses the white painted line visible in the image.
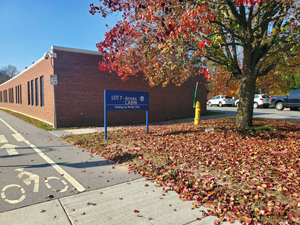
[0,118,86,192]
[1,184,26,204]
[12,133,26,142]
[7,148,19,155]
[0,143,19,155]
[0,135,8,144]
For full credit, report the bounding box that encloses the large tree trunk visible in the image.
[235,47,257,128]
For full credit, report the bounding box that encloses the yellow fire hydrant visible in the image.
[194,101,201,124]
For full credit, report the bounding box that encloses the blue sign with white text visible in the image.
[104,90,149,139]
[105,90,149,111]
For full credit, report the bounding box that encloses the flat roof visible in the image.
[0,46,102,86]
[52,46,102,56]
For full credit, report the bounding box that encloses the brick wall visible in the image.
[0,46,207,128]
[53,48,207,128]
[0,58,55,125]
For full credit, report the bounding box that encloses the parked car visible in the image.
[270,95,285,106]
[274,90,300,111]
[207,95,234,107]
[235,94,271,108]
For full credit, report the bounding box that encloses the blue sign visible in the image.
[105,90,149,111]
[104,90,149,139]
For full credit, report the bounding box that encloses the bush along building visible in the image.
[0,46,207,128]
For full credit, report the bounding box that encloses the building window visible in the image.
[35,78,39,106]
[20,85,22,104]
[40,76,44,107]
[15,86,18,104]
[4,90,7,103]
[0,91,2,102]
[8,88,14,103]
[27,81,30,105]
[31,80,34,106]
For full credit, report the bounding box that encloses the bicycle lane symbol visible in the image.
[1,168,68,204]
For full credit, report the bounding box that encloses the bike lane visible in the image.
[0,110,141,213]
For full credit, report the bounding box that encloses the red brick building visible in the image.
[0,46,207,128]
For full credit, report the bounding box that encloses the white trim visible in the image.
[0,46,102,87]
[0,107,54,127]
[52,46,102,56]
[0,56,46,86]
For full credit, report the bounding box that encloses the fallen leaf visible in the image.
[46,195,54,199]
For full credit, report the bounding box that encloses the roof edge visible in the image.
[0,55,45,86]
[51,46,102,56]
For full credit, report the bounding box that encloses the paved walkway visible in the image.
[1,112,242,225]
[49,112,233,137]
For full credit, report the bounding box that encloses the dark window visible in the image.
[40,76,44,107]
[15,86,18,103]
[20,85,22,104]
[8,88,14,103]
[4,90,7,103]
[28,81,30,105]
[289,90,300,97]
[0,91,2,102]
[31,80,34,106]
[35,78,39,106]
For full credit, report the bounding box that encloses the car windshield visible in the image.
[224,96,232,99]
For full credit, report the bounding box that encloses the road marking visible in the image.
[12,133,26,142]
[0,135,8,144]
[15,168,39,192]
[1,184,26,204]
[0,143,19,155]
[0,118,86,192]
[45,177,68,192]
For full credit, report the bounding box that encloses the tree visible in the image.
[0,65,19,79]
[256,50,300,94]
[0,70,10,83]
[207,63,239,97]
[90,0,300,127]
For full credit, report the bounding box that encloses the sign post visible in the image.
[104,90,149,140]
[50,74,57,128]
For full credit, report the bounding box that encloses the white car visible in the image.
[235,94,271,108]
[207,95,234,107]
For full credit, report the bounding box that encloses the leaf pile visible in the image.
[63,118,300,224]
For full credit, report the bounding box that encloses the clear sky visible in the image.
[0,0,121,73]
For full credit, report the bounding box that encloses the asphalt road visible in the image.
[207,105,300,123]
[0,110,140,213]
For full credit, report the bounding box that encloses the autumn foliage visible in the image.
[91,0,300,127]
[64,118,300,224]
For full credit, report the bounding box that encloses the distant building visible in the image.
[0,46,207,128]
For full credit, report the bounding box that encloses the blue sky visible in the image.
[0,0,121,73]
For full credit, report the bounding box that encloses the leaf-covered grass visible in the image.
[64,117,300,224]
[0,108,54,131]
[0,107,222,131]
[63,117,300,224]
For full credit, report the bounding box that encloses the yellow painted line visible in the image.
[0,118,86,192]
[0,135,8,143]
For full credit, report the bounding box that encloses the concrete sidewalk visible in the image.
[0,112,242,225]
[49,112,233,137]
[0,178,241,225]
